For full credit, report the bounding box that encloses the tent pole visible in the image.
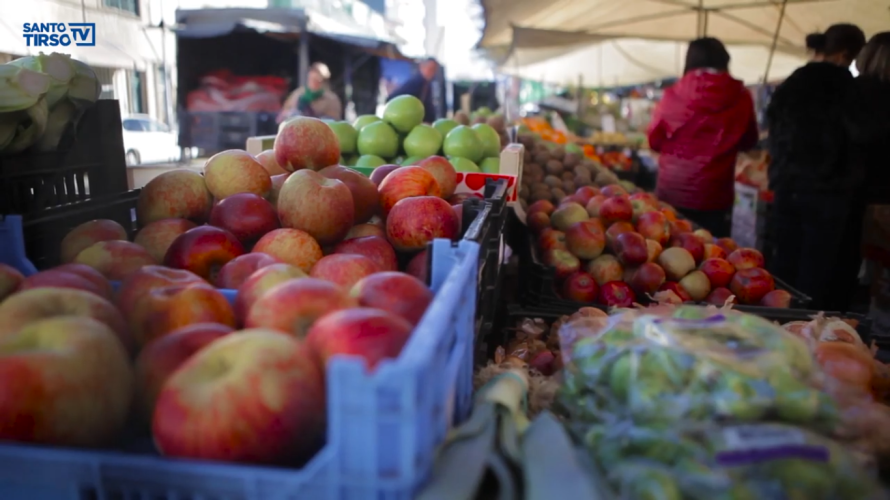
[763,0,788,84]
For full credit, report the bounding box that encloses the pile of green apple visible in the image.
[325,96,507,174]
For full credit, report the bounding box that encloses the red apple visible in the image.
[529,350,557,376]
[615,231,648,267]
[646,239,663,263]
[657,247,696,281]
[599,196,633,225]
[585,195,607,217]
[729,267,775,304]
[305,307,414,370]
[527,211,551,233]
[19,266,112,300]
[350,271,433,326]
[117,266,206,321]
[405,250,428,282]
[210,193,279,246]
[544,248,581,280]
[378,166,441,217]
[256,149,288,175]
[574,186,600,205]
[527,199,556,216]
[727,248,765,271]
[706,287,736,306]
[636,211,671,246]
[274,116,340,171]
[631,200,656,223]
[669,219,693,235]
[153,329,326,464]
[333,235,398,272]
[598,281,636,307]
[715,237,739,255]
[136,170,213,226]
[538,228,567,252]
[129,283,236,347]
[277,170,354,246]
[565,219,606,260]
[699,258,736,288]
[214,253,280,289]
[369,164,401,186]
[0,316,133,446]
[344,223,386,240]
[586,254,624,286]
[60,219,128,264]
[693,229,714,245]
[234,263,308,323]
[659,281,693,302]
[629,192,658,206]
[415,156,458,199]
[630,262,666,297]
[561,271,598,302]
[252,228,323,272]
[679,270,711,301]
[134,218,198,263]
[550,202,588,232]
[660,206,679,222]
[703,243,727,260]
[268,173,290,206]
[319,164,381,224]
[560,195,588,207]
[310,254,379,289]
[0,263,24,302]
[386,196,459,252]
[761,289,792,308]
[245,277,356,337]
[606,221,635,251]
[600,184,628,197]
[672,233,705,263]
[164,226,245,282]
[203,150,272,200]
[134,322,234,422]
[74,240,158,281]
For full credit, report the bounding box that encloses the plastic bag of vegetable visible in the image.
[556,305,840,430]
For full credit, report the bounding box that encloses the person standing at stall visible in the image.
[647,37,759,237]
[277,62,343,123]
[387,58,439,124]
[767,24,866,311]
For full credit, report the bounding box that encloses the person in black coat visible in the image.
[766,24,866,311]
[387,58,439,123]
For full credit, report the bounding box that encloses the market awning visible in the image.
[499,27,808,86]
[479,0,886,53]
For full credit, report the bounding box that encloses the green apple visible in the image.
[355,155,387,169]
[328,121,358,155]
[479,157,500,174]
[401,156,423,166]
[403,124,442,158]
[353,114,381,132]
[566,143,584,154]
[343,154,359,166]
[433,118,459,138]
[357,121,399,158]
[471,123,501,158]
[383,95,425,133]
[450,157,480,173]
[443,126,484,163]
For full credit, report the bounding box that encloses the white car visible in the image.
[121,114,183,166]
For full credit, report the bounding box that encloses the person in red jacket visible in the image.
[647,38,759,237]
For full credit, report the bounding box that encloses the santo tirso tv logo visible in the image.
[23,23,96,47]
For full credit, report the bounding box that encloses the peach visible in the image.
[319,165,380,224]
[214,253,281,289]
[129,283,236,347]
[245,278,356,337]
[60,219,128,264]
[305,307,413,370]
[203,150,272,200]
[277,170,355,246]
[136,169,213,226]
[164,226,245,282]
[74,240,157,281]
[350,271,434,326]
[234,263,308,323]
[274,116,340,171]
[134,218,198,263]
[252,228,323,272]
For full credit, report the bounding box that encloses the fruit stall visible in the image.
[3,52,890,500]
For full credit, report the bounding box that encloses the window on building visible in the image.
[129,70,145,115]
[104,0,140,16]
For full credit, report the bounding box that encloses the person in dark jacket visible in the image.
[387,58,439,123]
[767,24,866,311]
[647,37,758,237]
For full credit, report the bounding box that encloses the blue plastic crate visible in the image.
[0,213,479,499]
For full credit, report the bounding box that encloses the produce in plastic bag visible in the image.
[557,306,838,429]
[579,420,884,500]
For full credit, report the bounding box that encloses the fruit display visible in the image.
[526,182,788,308]
[0,115,467,467]
[323,97,509,174]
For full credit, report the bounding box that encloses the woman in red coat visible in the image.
[647,38,759,237]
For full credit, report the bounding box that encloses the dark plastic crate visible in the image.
[0,190,139,270]
[185,111,279,155]
[517,225,812,311]
[0,101,129,216]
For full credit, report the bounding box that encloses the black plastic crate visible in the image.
[11,190,140,270]
[185,111,279,155]
[517,225,811,311]
[0,101,129,216]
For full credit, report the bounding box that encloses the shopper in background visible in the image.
[767,24,866,311]
[647,37,758,237]
[277,62,343,123]
[387,58,439,124]
[806,33,826,60]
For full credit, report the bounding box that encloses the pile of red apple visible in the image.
[526,185,792,309]
[0,116,472,466]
